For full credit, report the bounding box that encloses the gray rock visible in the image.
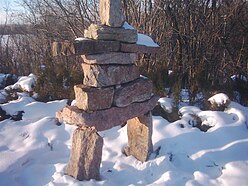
[100,0,125,27]
[82,63,140,87]
[74,84,114,111]
[52,39,161,57]
[124,112,153,162]
[52,39,120,56]
[81,52,136,65]
[208,93,231,111]
[84,24,138,43]
[65,126,103,181]
[56,95,159,131]
[113,78,153,107]
[120,43,160,54]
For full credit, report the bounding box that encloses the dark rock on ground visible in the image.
[152,104,179,122]
[188,113,212,132]
[11,111,25,121]
[0,74,18,88]
[0,107,11,121]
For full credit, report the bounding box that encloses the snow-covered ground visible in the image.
[0,75,248,186]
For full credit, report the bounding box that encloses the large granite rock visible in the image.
[120,43,160,54]
[81,52,136,65]
[124,112,153,162]
[74,84,114,111]
[84,24,138,43]
[52,40,161,57]
[113,78,153,107]
[56,95,159,131]
[82,63,140,87]
[65,126,103,181]
[52,39,120,56]
[100,0,125,27]
[208,93,231,111]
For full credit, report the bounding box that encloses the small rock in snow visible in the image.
[208,93,231,111]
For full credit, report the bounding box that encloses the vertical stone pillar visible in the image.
[66,127,103,181]
[100,0,125,27]
[124,112,153,162]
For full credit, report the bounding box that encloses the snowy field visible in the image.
[0,74,248,186]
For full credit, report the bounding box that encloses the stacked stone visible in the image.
[55,0,159,181]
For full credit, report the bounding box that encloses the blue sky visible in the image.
[0,0,23,23]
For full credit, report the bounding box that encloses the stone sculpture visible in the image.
[53,0,160,181]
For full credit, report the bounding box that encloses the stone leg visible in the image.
[65,126,103,181]
[124,111,153,162]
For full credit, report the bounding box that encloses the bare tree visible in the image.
[1,0,247,104]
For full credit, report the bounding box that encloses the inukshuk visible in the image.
[54,0,160,181]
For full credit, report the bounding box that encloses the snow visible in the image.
[168,70,173,75]
[75,22,159,48]
[137,34,159,47]
[1,78,248,186]
[123,22,135,30]
[0,90,7,103]
[40,64,46,70]
[158,97,173,113]
[217,161,248,186]
[5,73,37,92]
[231,75,248,82]
[208,93,230,107]
[123,22,159,47]
[75,37,90,41]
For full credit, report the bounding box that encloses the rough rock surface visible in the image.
[52,39,120,56]
[56,95,159,131]
[152,104,180,122]
[113,78,153,107]
[84,24,138,43]
[65,126,103,181]
[82,63,140,87]
[124,112,153,162]
[0,107,11,121]
[100,0,125,27]
[74,84,114,111]
[81,52,136,65]
[120,43,160,54]
[52,40,161,57]
[208,93,231,111]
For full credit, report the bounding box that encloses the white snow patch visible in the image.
[40,64,46,70]
[217,161,248,186]
[123,22,135,30]
[208,93,230,106]
[231,75,248,82]
[5,74,37,92]
[0,90,7,103]
[140,74,149,79]
[70,99,76,106]
[137,33,159,47]
[158,97,174,113]
[1,96,35,115]
[75,37,90,41]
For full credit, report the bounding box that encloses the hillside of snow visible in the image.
[0,74,248,186]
